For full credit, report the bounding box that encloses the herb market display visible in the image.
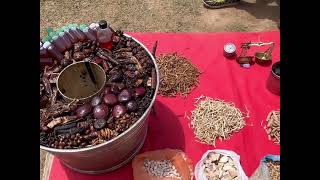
[40,21,157,150]
[188,96,246,146]
[156,53,201,97]
[265,110,280,144]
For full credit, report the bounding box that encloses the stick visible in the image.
[152,41,158,58]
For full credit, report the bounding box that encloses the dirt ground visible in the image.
[40,0,279,179]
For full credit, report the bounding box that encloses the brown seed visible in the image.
[70,134,76,140]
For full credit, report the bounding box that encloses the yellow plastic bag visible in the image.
[132,149,193,180]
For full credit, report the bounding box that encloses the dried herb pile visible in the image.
[266,110,280,144]
[189,96,246,146]
[40,30,157,149]
[203,152,239,180]
[156,53,200,97]
[266,160,280,180]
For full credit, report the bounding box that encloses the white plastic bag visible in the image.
[250,155,280,180]
[195,149,248,180]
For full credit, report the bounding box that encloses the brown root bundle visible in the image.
[266,160,280,180]
[266,110,280,144]
[189,96,246,146]
[156,53,201,97]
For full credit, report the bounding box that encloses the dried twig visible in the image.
[156,53,201,97]
[266,110,280,144]
[266,160,280,180]
[190,96,246,146]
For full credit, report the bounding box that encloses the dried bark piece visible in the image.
[47,116,78,128]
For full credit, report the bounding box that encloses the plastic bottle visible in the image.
[75,25,87,41]
[42,42,64,61]
[51,35,67,52]
[64,26,78,44]
[59,31,73,49]
[89,22,99,38]
[40,43,49,58]
[96,20,114,49]
[80,26,96,41]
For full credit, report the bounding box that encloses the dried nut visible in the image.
[223,165,233,171]
[210,153,220,161]
[229,168,238,178]
[220,155,229,163]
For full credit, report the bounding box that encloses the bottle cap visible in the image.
[58,32,65,36]
[67,24,74,28]
[98,20,108,29]
[51,36,59,41]
[46,27,54,35]
[82,27,89,32]
[49,31,58,38]
[43,41,52,49]
[42,36,52,43]
[89,23,99,29]
[79,24,87,29]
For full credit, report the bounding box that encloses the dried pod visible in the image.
[73,51,85,61]
[47,116,78,128]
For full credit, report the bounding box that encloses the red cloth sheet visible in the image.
[49,31,280,180]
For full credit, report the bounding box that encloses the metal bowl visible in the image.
[40,34,160,174]
[255,52,272,64]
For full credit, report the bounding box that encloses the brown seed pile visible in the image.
[266,110,280,144]
[156,53,201,97]
[266,160,280,180]
[189,96,246,146]
[203,152,239,180]
[143,159,182,179]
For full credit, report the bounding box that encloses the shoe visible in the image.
[203,0,240,9]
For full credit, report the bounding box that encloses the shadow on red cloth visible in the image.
[60,100,185,180]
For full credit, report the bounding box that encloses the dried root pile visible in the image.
[203,152,239,180]
[266,110,280,144]
[190,96,246,146]
[156,53,201,97]
[266,160,280,180]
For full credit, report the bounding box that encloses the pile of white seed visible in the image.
[143,159,182,179]
[203,153,239,180]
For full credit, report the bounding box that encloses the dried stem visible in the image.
[190,96,246,146]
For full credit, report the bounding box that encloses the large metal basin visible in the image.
[40,34,160,174]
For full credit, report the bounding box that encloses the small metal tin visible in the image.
[224,43,236,57]
[266,61,280,95]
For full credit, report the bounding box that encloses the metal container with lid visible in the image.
[266,61,280,95]
[40,34,160,174]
